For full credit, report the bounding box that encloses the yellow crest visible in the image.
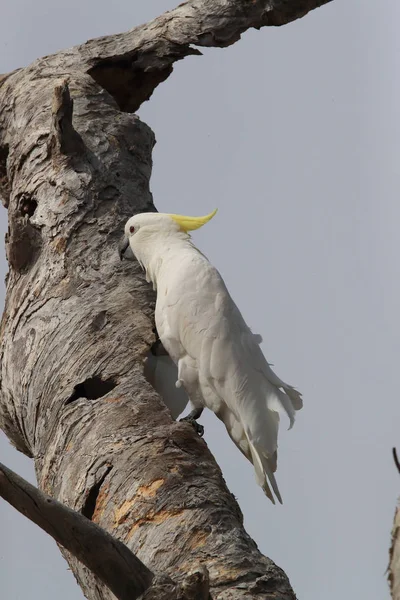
[168,208,218,232]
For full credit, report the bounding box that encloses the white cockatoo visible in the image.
[119,210,302,503]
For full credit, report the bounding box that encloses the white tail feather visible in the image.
[247,436,283,505]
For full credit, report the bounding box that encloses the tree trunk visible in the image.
[389,502,400,600]
[0,1,332,598]
[389,452,400,600]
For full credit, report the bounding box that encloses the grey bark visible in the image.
[0,1,332,599]
[0,462,156,600]
[0,462,212,600]
[389,503,400,600]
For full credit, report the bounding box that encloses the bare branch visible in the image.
[0,463,213,599]
[82,0,333,111]
[393,448,400,475]
[0,462,154,600]
[1,1,333,113]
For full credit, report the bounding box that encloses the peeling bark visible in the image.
[0,0,332,598]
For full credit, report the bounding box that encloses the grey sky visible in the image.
[1,1,399,599]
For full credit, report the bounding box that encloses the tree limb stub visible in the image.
[0,462,154,600]
[49,79,85,156]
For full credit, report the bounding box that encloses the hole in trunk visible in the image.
[65,376,117,405]
[0,144,10,208]
[19,194,38,218]
[82,466,113,520]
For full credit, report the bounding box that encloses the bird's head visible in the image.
[118,209,217,261]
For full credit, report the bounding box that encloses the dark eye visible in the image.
[129,225,135,234]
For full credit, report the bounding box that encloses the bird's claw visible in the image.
[180,416,204,437]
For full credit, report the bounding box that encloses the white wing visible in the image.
[157,250,302,503]
[143,351,189,420]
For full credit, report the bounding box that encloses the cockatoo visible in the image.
[115,237,190,420]
[119,210,302,503]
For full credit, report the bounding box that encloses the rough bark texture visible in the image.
[389,452,400,600]
[0,462,155,600]
[0,1,332,599]
[389,502,400,600]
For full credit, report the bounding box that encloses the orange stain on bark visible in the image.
[188,529,209,550]
[114,478,165,526]
[136,478,164,498]
[52,237,67,253]
[92,483,110,523]
[126,507,185,539]
[103,397,122,404]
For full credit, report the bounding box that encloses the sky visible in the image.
[1,1,399,599]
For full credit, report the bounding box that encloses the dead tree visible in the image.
[0,1,332,598]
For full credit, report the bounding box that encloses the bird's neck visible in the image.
[135,233,197,289]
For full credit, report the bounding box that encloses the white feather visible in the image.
[124,212,303,504]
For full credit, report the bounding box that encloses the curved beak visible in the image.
[118,235,129,260]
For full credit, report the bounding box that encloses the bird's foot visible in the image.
[180,415,204,437]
